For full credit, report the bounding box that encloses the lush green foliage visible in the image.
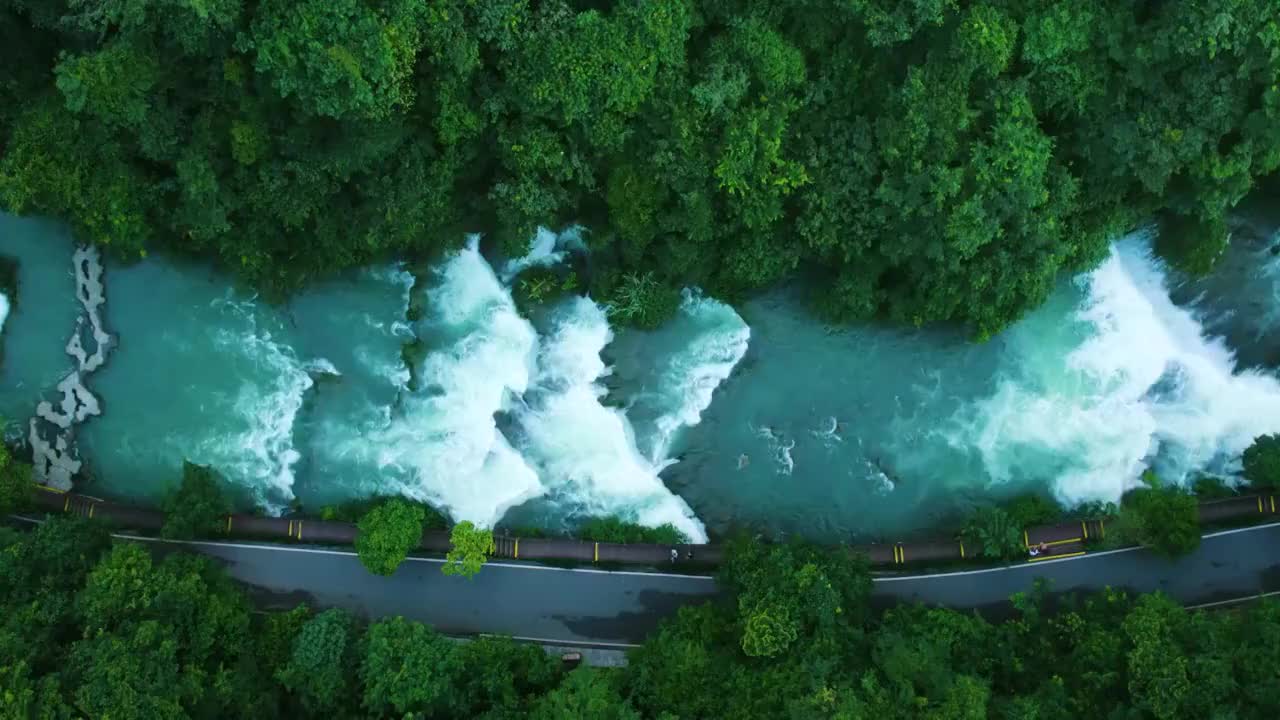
[4,1,1278,332]
[1243,434,1280,489]
[602,272,681,330]
[0,438,32,515]
[4,519,1280,718]
[276,609,358,713]
[961,506,1025,560]
[577,516,689,545]
[1003,493,1063,527]
[317,494,448,527]
[354,497,425,576]
[719,536,872,658]
[514,265,580,313]
[443,520,495,579]
[1191,474,1239,500]
[160,461,231,539]
[1118,474,1202,558]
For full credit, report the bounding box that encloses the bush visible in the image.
[1004,493,1063,528]
[160,461,231,540]
[1191,474,1237,499]
[577,516,689,545]
[1242,434,1280,489]
[961,506,1024,560]
[514,266,578,313]
[604,272,680,330]
[318,496,448,527]
[355,498,425,576]
[442,521,494,579]
[1117,473,1201,558]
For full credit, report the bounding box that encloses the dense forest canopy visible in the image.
[1,0,1278,334]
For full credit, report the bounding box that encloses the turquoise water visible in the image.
[0,215,80,435]
[3,213,1279,541]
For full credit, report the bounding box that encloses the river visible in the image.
[2,213,1279,542]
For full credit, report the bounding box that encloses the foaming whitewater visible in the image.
[500,226,586,282]
[197,296,316,508]
[326,240,544,526]
[511,296,709,542]
[322,229,745,539]
[637,290,751,463]
[958,234,1280,505]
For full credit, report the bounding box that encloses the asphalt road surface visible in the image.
[133,521,1280,646]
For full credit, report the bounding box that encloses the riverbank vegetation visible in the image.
[2,2,1278,333]
[0,438,31,516]
[354,497,425,576]
[2,516,1278,719]
[160,461,233,540]
[1113,473,1202,558]
[1244,433,1280,489]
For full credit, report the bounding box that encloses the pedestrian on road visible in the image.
[670,548,678,563]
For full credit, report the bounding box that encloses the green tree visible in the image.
[452,636,559,715]
[1118,473,1201,558]
[276,608,357,714]
[442,521,494,579]
[720,536,872,658]
[0,438,33,515]
[1242,434,1280,489]
[69,544,264,718]
[360,616,462,717]
[243,0,428,120]
[1122,594,1192,720]
[354,497,425,576]
[160,461,231,540]
[529,668,640,720]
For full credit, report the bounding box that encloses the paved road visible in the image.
[873,522,1280,614]
[141,521,1280,646]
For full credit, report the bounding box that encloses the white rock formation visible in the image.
[30,245,113,490]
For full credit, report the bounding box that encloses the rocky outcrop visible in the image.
[30,246,114,491]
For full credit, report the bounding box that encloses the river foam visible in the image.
[311,233,735,540]
[180,296,315,508]
[511,296,708,541]
[959,234,1280,505]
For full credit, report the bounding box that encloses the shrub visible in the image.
[514,266,578,312]
[604,272,680,330]
[1191,474,1237,499]
[577,516,689,545]
[1004,493,1063,527]
[355,498,425,576]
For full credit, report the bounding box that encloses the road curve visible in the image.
[127,521,1279,645]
